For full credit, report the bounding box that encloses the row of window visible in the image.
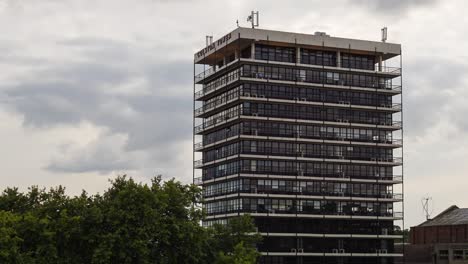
[199,64,398,97]
[202,159,394,181]
[203,178,393,198]
[203,218,394,235]
[202,140,393,163]
[202,85,240,111]
[254,218,394,235]
[439,249,468,260]
[199,83,394,113]
[202,102,393,128]
[259,237,391,255]
[241,65,395,89]
[260,256,392,264]
[202,121,396,146]
[253,44,375,70]
[341,53,376,70]
[204,198,394,216]
[255,44,296,63]
[242,83,393,107]
[203,104,240,128]
[301,49,337,67]
[202,69,240,95]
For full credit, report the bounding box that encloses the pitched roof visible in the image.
[419,205,468,227]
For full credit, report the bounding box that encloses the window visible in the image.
[255,44,295,63]
[454,250,463,260]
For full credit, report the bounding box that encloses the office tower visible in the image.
[193,27,403,264]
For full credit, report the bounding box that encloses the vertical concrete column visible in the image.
[223,56,227,67]
[251,42,255,59]
[378,55,383,71]
[337,51,341,67]
[296,47,300,64]
[234,50,239,60]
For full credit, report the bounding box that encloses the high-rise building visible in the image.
[193,27,403,264]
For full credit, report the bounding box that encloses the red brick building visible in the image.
[407,205,468,263]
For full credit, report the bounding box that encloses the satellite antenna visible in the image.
[421,197,434,220]
[247,11,259,29]
[206,35,213,46]
[381,27,388,43]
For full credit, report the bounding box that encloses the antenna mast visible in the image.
[381,27,388,42]
[247,11,259,29]
[206,35,213,46]
[421,197,433,220]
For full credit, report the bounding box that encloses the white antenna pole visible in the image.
[256,11,259,28]
[381,27,388,43]
[421,197,433,220]
[247,11,260,29]
[251,11,254,28]
[206,35,213,46]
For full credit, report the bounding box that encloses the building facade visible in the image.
[193,27,403,264]
[405,205,468,264]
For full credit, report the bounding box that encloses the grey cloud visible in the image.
[404,57,468,137]
[2,37,193,174]
[352,0,439,13]
[46,133,138,174]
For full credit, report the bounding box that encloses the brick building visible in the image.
[407,205,468,263]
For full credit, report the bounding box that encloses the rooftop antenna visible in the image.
[381,27,388,43]
[206,35,213,46]
[236,19,239,28]
[247,11,259,29]
[421,197,434,220]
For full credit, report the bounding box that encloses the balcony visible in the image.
[194,67,215,83]
[232,58,401,77]
[194,155,402,169]
[194,142,203,151]
[193,177,203,186]
[195,59,239,84]
[376,66,401,75]
[195,94,402,119]
[195,113,402,135]
[194,159,203,168]
[201,172,404,185]
[205,191,403,202]
[195,67,402,101]
[205,209,404,220]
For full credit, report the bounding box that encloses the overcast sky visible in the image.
[1,0,467,227]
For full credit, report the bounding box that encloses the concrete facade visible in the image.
[193,27,403,264]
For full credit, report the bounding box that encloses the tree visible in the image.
[0,176,261,264]
[215,242,260,264]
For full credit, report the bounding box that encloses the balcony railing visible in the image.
[204,188,403,200]
[195,68,402,100]
[194,142,203,151]
[195,112,402,134]
[206,208,404,218]
[195,94,401,118]
[195,60,239,83]
[392,175,403,182]
[193,177,203,186]
[376,66,401,74]
[194,160,203,168]
[201,169,403,183]
[195,155,402,169]
[195,67,216,83]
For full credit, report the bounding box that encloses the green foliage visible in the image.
[394,226,409,243]
[0,176,260,264]
[215,242,260,264]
